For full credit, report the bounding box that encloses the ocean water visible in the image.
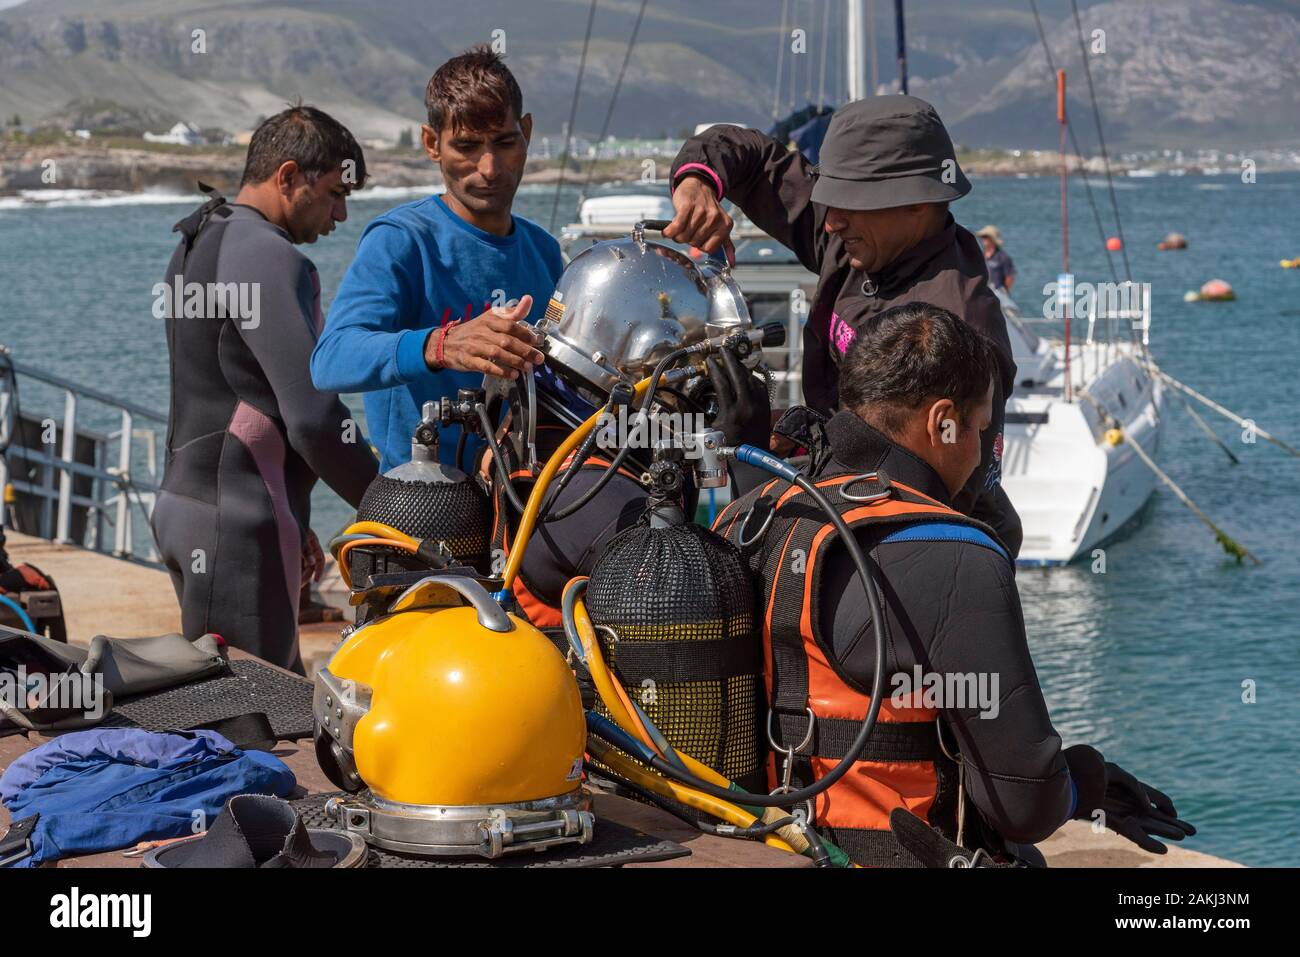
[1,173,1297,866]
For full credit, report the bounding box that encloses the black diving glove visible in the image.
[1064,745,1197,854]
[704,349,771,449]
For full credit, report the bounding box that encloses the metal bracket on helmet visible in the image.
[325,790,595,860]
[389,575,514,632]
[314,667,372,791]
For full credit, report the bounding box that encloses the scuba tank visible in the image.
[584,491,766,793]
[349,400,492,621]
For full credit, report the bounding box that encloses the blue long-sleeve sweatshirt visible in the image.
[311,194,563,471]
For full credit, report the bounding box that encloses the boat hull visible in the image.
[1003,354,1164,566]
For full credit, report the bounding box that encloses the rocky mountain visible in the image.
[0,0,1295,149]
[931,0,1300,150]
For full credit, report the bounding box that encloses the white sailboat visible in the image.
[999,289,1164,565]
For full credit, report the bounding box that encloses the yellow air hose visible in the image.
[586,739,797,852]
[341,521,419,548]
[501,376,661,591]
[569,584,800,855]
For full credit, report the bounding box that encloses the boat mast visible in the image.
[1058,69,1073,403]
[846,1,869,101]
[894,0,908,94]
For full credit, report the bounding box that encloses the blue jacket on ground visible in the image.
[0,728,296,867]
[310,194,564,471]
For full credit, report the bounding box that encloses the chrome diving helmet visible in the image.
[536,219,753,399]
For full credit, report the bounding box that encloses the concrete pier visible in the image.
[0,530,1239,867]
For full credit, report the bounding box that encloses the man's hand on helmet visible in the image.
[706,349,771,449]
[664,175,736,266]
[428,295,546,379]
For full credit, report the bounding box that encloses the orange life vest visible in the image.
[715,468,1007,866]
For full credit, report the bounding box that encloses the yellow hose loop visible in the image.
[572,592,813,855]
[501,376,657,591]
[573,590,736,787]
[571,590,640,734]
[343,521,420,549]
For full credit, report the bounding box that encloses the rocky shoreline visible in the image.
[0,142,1146,199]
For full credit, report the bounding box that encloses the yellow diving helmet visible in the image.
[313,575,592,858]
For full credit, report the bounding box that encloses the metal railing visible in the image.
[0,348,165,564]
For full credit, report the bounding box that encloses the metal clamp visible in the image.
[838,472,892,503]
[327,791,594,860]
[767,707,815,795]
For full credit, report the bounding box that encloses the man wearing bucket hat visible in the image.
[666,95,1021,555]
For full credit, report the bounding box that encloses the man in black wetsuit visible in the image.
[152,107,379,672]
[715,302,1194,864]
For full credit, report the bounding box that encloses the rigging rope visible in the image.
[773,0,790,120]
[1080,391,1259,565]
[1069,0,1131,281]
[548,0,600,233]
[578,0,651,207]
[817,0,829,107]
[1149,365,1300,460]
[1028,0,1119,285]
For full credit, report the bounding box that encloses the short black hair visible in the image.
[425,45,524,133]
[838,302,996,437]
[240,104,367,188]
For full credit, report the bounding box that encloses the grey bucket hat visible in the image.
[810,95,971,211]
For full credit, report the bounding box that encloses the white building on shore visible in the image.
[143,122,203,146]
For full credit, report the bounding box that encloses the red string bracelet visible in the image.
[435,319,462,369]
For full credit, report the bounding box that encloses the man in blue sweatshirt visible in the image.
[311,47,556,470]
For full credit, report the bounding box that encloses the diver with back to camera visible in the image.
[711,301,1195,866]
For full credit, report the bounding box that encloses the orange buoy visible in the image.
[1188,278,1235,302]
[1106,236,1122,251]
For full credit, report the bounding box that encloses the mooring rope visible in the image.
[1149,365,1300,460]
[1078,389,1260,565]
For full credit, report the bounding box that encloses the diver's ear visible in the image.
[520,113,533,146]
[925,398,958,448]
[423,125,440,164]
[274,160,301,198]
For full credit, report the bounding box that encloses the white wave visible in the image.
[353,184,445,200]
[0,188,198,209]
[0,183,446,209]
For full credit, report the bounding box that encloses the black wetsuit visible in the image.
[497,422,766,617]
[152,196,378,671]
[812,411,1074,847]
[671,125,1023,556]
